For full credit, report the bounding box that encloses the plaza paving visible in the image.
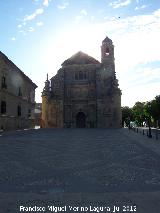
[0,128,160,213]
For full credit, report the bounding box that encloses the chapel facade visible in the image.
[41,36,122,128]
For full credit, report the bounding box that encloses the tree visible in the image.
[144,101,152,126]
[150,96,160,127]
[121,106,134,127]
[132,102,146,126]
[122,95,160,128]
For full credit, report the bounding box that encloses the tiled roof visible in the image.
[62,51,100,66]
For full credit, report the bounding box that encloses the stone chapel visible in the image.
[41,36,122,128]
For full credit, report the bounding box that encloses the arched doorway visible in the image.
[76,112,86,128]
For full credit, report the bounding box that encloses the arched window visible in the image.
[75,73,78,80]
[1,76,7,89]
[18,87,22,96]
[79,71,83,80]
[1,101,6,114]
[105,47,110,56]
[17,105,21,116]
[75,71,87,80]
[28,109,31,118]
[84,71,87,79]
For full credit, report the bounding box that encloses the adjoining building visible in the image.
[42,36,122,128]
[0,51,37,131]
[34,103,42,128]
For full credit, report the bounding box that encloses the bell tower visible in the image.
[101,37,115,68]
[96,36,122,128]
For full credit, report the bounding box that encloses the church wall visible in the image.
[62,64,98,128]
[42,96,63,128]
[41,96,49,128]
[63,102,97,128]
[111,92,122,128]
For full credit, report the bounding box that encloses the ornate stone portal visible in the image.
[41,36,122,128]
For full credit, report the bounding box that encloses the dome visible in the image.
[102,37,112,44]
[62,51,100,66]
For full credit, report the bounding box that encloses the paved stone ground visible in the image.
[0,128,160,213]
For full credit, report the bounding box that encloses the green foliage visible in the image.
[150,96,160,126]
[121,106,133,127]
[122,95,160,127]
[132,102,146,126]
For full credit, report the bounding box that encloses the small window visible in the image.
[79,71,83,80]
[105,47,109,56]
[28,109,31,118]
[1,76,7,89]
[75,71,87,80]
[1,101,6,114]
[18,87,22,96]
[75,73,78,80]
[17,105,21,116]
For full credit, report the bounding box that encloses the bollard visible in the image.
[156,129,158,140]
[137,128,138,133]
[143,130,144,135]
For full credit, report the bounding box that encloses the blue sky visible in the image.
[0,0,160,106]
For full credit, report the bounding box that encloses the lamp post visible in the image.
[128,117,131,130]
[148,102,152,138]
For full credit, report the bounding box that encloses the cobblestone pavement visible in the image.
[0,128,160,213]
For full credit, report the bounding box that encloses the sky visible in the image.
[0,0,160,107]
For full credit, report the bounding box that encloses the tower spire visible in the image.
[42,73,50,96]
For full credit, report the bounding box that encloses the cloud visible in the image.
[80,9,87,16]
[127,67,160,87]
[17,24,22,28]
[28,27,35,32]
[135,4,147,10]
[121,66,160,106]
[23,8,44,22]
[11,37,16,41]
[18,30,27,36]
[18,0,51,36]
[33,0,51,7]
[91,16,95,21]
[36,21,44,26]
[57,2,69,10]
[113,25,160,72]
[110,0,131,9]
[43,0,49,7]
[75,15,83,23]
[154,8,160,17]
[75,9,88,23]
